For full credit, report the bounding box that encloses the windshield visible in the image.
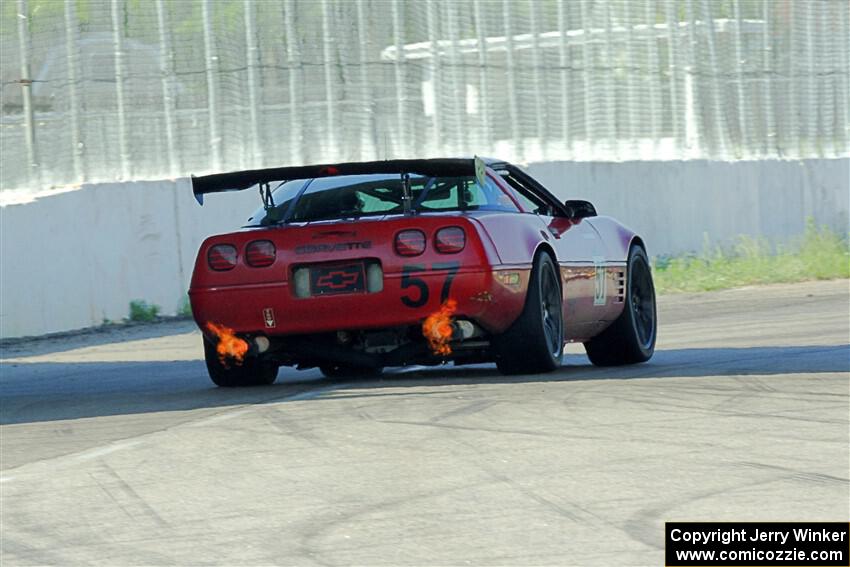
[246,173,518,226]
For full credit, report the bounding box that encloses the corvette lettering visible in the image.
[296,241,372,255]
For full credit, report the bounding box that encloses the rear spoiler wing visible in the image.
[190,158,481,205]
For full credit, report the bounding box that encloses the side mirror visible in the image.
[564,200,597,219]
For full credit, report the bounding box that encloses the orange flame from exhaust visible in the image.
[422,299,457,356]
[206,322,249,366]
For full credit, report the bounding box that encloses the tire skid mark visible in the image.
[371,418,559,438]
[88,463,170,529]
[732,374,778,393]
[591,388,846,426]
[297,481,497,565]
[732,461,850,485]
[480,467,583,524]
[450,422,636,536]
[623,476,790,550]
[0,384,343,482]
[0,541,66,566]
[454,436,640,543]
[259,407,330,449]
[427,399,499,423]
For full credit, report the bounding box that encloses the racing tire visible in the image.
[203,338,279,387]
[319,364,384,380]
[584,245,657,366]
[494,252,564,375]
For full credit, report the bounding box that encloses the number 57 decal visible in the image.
[401,262,460,308]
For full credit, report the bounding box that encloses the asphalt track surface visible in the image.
[1,280,848,566]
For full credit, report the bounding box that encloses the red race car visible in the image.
[189,158,656,387]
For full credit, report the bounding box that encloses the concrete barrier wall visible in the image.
[526,159,849,257]
[1,159,847,338]
[0,179,259,339]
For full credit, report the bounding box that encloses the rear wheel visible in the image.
[203,338,278,387]
[494,252,564,375]
[319,364,383,380]
[584,245,656,366]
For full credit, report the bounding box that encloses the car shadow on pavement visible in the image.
[0,344,847,426]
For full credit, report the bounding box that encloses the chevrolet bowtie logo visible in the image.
[316,271,360,290]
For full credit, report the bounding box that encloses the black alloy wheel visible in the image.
[584,245,656,366]
[494,252,564,375]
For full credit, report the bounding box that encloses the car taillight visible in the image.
[395,230,426,256]
[245,240,276,267]
[208,244,238,271]
[434,227,466,253]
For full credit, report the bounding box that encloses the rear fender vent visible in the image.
[615,271,626,303]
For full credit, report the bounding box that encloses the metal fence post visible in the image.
[603,1,617,157]
[684,0,702,155]
[579,0,594,153]
[473,0,492,154]
[700,0,729,158]
[111,0,131,178]
[64,0,84,182]
[624,1,638,145]
[155,0,179,177]
[243,0,261,168]
[356,0,376,160]
[201,0,222,172]
[786,0,798,157]
[283,0,304,165]
[529,0,547,158]
[391,0,407,157]
[426,0,443,156]
[665,0,682,152]
[646,1,662,148]
[820,3,836,157]
[502,0,522,160]
[556,0,570,155]
[321,0,338,160]
[732,0,748,157]
[446,1,465,156]
[838,0,850,154]
[804,0,816,156]
[761,0,776,156]
[16,0,39,184]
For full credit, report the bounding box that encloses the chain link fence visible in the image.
[1,0,848,192]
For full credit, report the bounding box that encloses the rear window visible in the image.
[246,179,308,226]
[246,173,518,226]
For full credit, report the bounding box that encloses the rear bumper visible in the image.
[189,266,530,337]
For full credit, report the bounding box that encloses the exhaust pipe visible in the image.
[450,319,485,341]
[254,336,270,354]
[452,320,477,340]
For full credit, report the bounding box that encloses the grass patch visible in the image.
[653,220,849,294]
[178,295,193,318]
[128,300,160,322]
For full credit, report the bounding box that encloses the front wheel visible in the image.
[584,245,657,366]
[494,252,564,375]
[203,338,278,387]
